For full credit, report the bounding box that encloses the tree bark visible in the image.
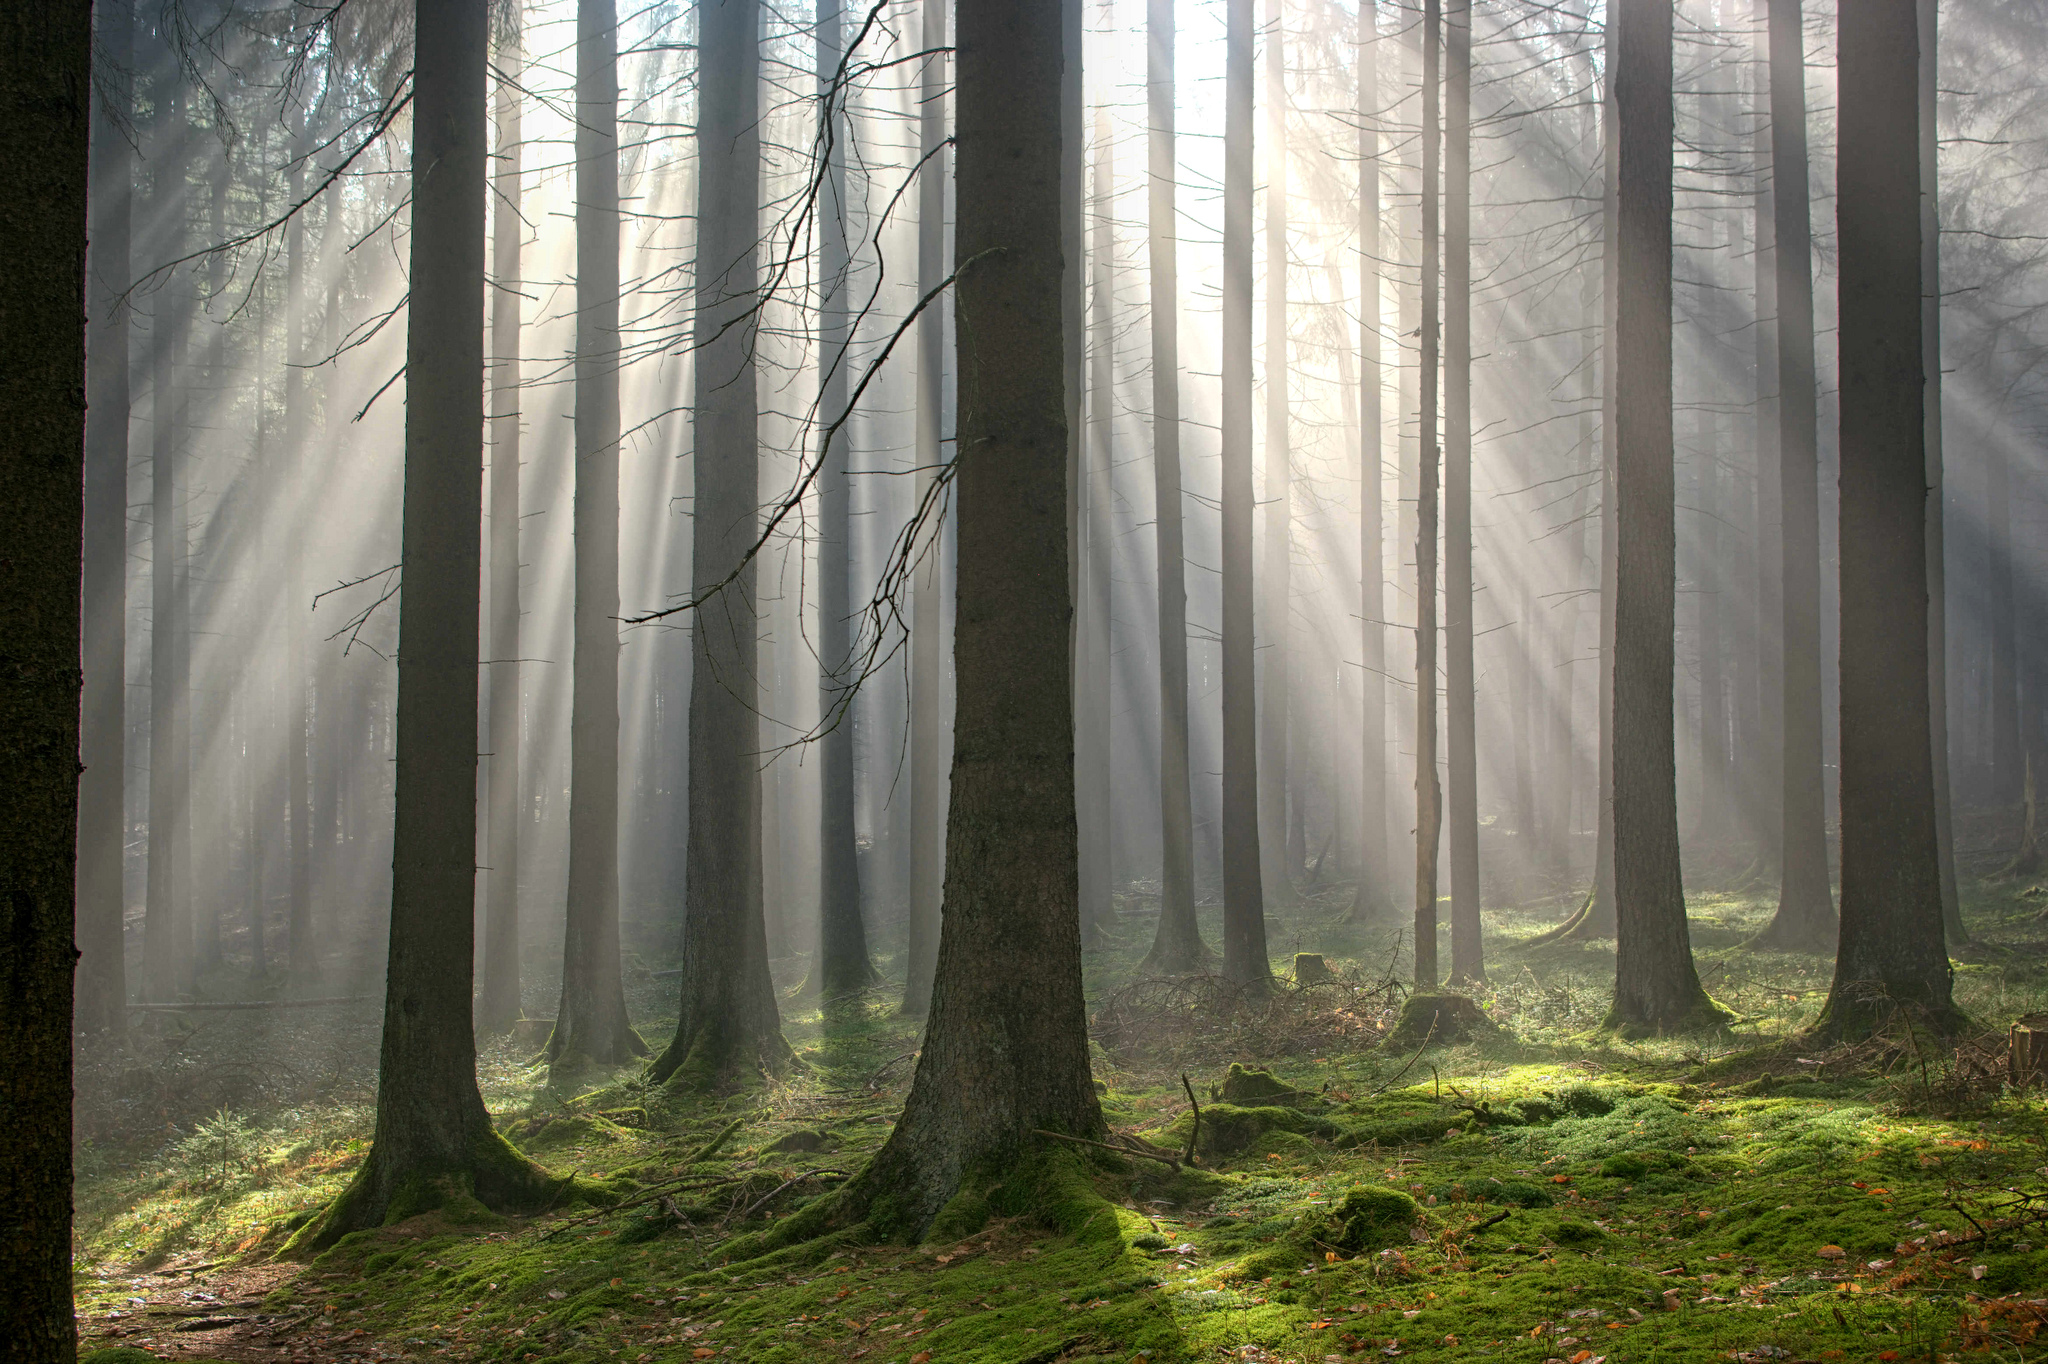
[1749,0,1784,881]
[285,114,317,982]
[814,0,879,1000]
[1754,0,1838,952]
[479,5,526,1036]
[1081,90,1116,945]
[1444,0,1480,987]
[1139,0,1209,974]
[301,0,556,1246]
[1817,0,1962,1040]
[1606,0,1723,1036]
[1221,0,1270,988]
[902,0,948,1016]
[1258,0,1294,907]
[551,0,644,1068]
[79,0,133,1036]
[840,0,1105,1234]
[1351,0,1392,924]
[0,5,90,1355]
[1413,0,1442,988]
[650,0,790,1087]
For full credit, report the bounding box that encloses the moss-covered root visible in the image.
[1600,988,1738,1040]
[284,1126,596,1255]
[1387,992,1498,1048]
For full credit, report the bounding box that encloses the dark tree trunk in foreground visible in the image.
[1920,0,1965,947]
[814,0,879,999]
[1220,0,1270,987]
[552,0,644,1067]
[302,1,555,1244]
[1351,0,1392,923]
[1754,0,1837,952]
[0,7,89,1356]
[651,0,789,1086]
[1444,0,1480,987]
[1258,0,1293,906]
[80,0,134,1036]
[1606,0,1723,1036]
[1139,0,1208,974]
[902,0,948,1016]
[1413,0,1442,989]
[479,4,526,1036]
[840,0,1105,1234]
[1816,0,1961,1040]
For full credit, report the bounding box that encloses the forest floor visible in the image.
[70,860,2048,1364]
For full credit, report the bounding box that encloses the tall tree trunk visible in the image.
[1606,0,1723,1036]
[650,0,790,1086]
[1140,0,1208,973]
[1259,0,1294,907]
[814,0,878,1000]
[300,0,555,1246]
[551,0,643,1067]
[1444,0,1480,986]
[1351,0,1391,923]
[79,0,134,1035]
[479,5,526,1036]
[1921,0,1964,947]
[194,141,230,978]
[1755,0,1837,951]
[902,0,948,1016]
[1412,0,1442,988]
[0,6,91,1354]
[285,118,318,982]
[838,0,1105,1233]
[1221,0,1270,987]
[1081,92,1115,943]
[1817,0,1962,1040]
[1750,0,1784,881]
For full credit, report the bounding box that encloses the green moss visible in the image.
[1151,1103,1336,1161]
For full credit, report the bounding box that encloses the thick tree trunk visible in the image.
[1606,0,1723,1036]
[651,0,790,1086]
[551,0,643,1068]
[1444,0,1480,987]
[1258,0,1294,907]
[841,0,1105,1234]
[1755,0,1838,952]
[1413,0,1442,988]
[479,8,526,1036]
[80,0,134,1036]
[1221,0,1270,987]
[302,0,555,1246]
[1351,0,1392,924]
[1921,0,1964,947]
[902,0,948,1016]
[1140,0,1209,974]
[814,0,879,1000]
[0,6,90,1355]
[1817,0,1962,1040]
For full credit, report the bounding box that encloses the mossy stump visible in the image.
[1387,992,1494,1049]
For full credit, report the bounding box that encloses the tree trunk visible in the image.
[300,0,556,1247]
[1444,0,1480,987]
[1081,91,1116,943]
[1258,0,1294,908]
[814,0,879,1000]
[1755,0,1838,952]
[0,6,90,1355]
[479,6,526,1036]
[550,0,643,1068]
[839,0,1105,1234]
[285,117,317,982]
[1140,0,1209,974]
[1606,0,1723,1037]
[1920,0,1964,947]
[1221,0,1270,987]
[1351,0,1392,924]
[1413,0,1442,989]
[650,0,790,1087]
[902,0,948,1016]
[1750,0,1784,881]
[79,0,133,1036]
[1817,0,1962,1040]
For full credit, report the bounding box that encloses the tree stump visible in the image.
[2011,1014,2048,1089]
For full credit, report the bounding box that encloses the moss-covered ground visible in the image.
[72,871,2048,1363]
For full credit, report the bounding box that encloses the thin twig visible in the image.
[1032,1129,1181,1172]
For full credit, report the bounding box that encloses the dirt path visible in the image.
[79,1257,414,1363]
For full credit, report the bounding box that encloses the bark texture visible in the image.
[1258,0,1293,905]
[842,0,1105,1234]
[1413,0,1442,988]
[0,6,90,1355]
[1443,0,1480,987]
[1351,0,1392,924]
[1818,0,1962,1040]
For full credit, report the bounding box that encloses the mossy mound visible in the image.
[1386,992,1497,1048]
[1241,1185,1419,1276]
[1219,1063,1323,1110]
[1153,1102,1337,1160]
[501,1112,628,1151]
[762,1128,839,1155]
